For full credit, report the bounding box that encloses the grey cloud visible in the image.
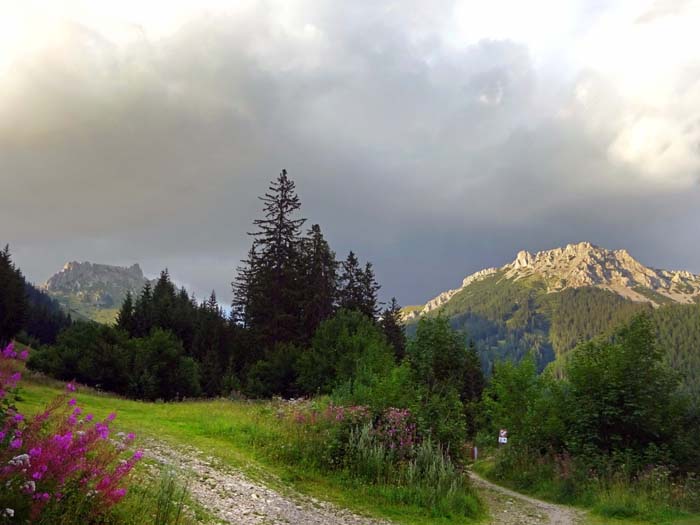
[2,2,700,306]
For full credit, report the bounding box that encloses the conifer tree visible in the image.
[232,247,258,328]
[338,251,364,312]
[359,262,381,319]
[232,169,306,347]
[463,340,485,401]
[132,282,154,337]
[206,290,219,314]
[0,245,27,345]
[301,224,337,340]
[153,269,177,328]
[381,297,406,360]
[116,291,135,335]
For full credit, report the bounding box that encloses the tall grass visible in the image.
[111,468,197,525]
[264,401,483,520]
[345,426,479,517]
[477,445,700,522]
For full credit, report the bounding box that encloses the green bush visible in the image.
[296,309,395,396]
[29,324,201,401]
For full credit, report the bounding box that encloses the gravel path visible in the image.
[143,440,390,525]
[469,471,584,525]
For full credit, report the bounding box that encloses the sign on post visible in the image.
[498,428,508,444]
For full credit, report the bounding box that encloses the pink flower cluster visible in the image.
[0,342,28,401]
[0,342,143,520]
[289,402,372,427]
[375,408,417,458]
[324,404,371,424]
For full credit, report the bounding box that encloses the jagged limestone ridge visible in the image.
[404,242,700,321]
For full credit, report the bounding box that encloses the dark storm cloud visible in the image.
[2,2,700,305]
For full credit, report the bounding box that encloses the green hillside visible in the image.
[50,293,119,324]
[407,274,700,398]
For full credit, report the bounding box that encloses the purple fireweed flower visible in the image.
[95,423,109,439]
[126,432,135,441]
[19,350,29,361]
[72,407,82,416]
[10,438,22,449]
[29,447,42,457]
[107,412,116,422]
[2,342,15,358]
[133,450,143,461]
[85,413,94,422]
[68,398,77,407]
[65,382,76,392]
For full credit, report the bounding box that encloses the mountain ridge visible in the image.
[42,261,152,322]
[404,242,700,322]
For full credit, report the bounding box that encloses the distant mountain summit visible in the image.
[405,242,700,322]
[43,261,151,322]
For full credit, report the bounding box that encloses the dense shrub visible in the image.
[566,315,682,464]
[28,324,201,401]
[271,398,482,519]
[28,323,132,393]
[406,316,484,456]
[244,343,301,398]
[128,329,201,401]
[296,309,395,395]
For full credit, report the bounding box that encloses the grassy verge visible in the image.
[16,372,483,525]
[472,454,699,525]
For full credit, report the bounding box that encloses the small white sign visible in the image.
[498,436,508,444]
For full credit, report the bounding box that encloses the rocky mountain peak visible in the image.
[403,242,700,321]
[43,261,151,315]
[501,242,700,303]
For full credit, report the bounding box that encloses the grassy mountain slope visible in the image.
[407,271,700,398]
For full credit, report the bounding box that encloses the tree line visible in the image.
[27,170,407,400]
[0,245,72,348]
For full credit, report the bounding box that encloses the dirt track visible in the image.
[469,471,584,525]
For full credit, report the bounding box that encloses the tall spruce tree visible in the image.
[338,251,364,312]
[132,282,154,337]
[232,247,258,328]
[116,291,135,334]
[0,245,27,346]
[381,297,406,360]
[359,262,381,319]
[338,253,381,320]
[152,269,177,329]
[301,224,337,341]
[232,169,306,347]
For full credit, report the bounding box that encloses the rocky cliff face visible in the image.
[43,261,150,316]
[404,242,700,321]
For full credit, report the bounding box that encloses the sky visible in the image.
[1,0,700,306]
